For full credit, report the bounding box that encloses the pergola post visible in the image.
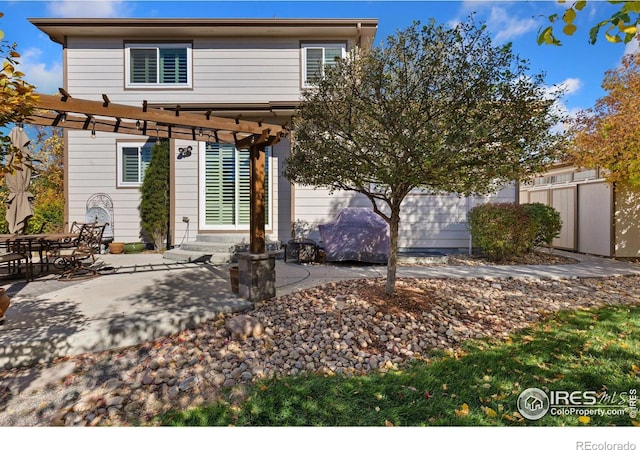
[250,143,266,254]
[237,142,276,301]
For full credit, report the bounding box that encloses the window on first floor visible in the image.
[200,143,270,229]
[117,142,152,187]
[125,42,192,88]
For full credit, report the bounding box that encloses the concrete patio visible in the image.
[1,250,640,370]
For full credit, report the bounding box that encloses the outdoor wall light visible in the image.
[177,146,193,160]
[135,120,141,130]
[91,120,96,139]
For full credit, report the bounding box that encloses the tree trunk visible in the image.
[385,210,400,295]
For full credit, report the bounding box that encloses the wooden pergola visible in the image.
[27,89,289,256]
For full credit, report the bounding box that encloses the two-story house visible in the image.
[29,18,514,262]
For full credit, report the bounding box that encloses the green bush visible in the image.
[468,202,537,262]
[140,140,169,250]
[468,202,564,261]
[520,202,562,249]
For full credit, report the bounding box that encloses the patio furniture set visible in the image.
[0,221,108,282]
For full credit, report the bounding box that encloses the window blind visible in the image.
[204,144,270,227]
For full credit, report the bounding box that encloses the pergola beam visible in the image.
[33,92,286,142]
[28,110,247,144]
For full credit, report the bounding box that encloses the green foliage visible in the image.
[0,126,64,233]
[468,203,538,262]
[26,197,64,233]
[0,12,39,175]
[285,17,564,293]
[139,140,169,250]
[538,1,639,45]
[520,202,563,248]
[159,305,640,426]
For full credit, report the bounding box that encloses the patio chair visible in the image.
[0,240,32,281]
[55,222,108,281]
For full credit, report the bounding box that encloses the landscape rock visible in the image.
[225,315,264,341]
[1,273,639,427]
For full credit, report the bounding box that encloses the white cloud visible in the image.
[46,0,133,18]
[18,48,63,95]
[624,36,639,56]
[558,77,583,96]
[487,6,538,43]
[544,77,582,100]
[543,78,584,133]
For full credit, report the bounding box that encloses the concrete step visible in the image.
[194,234,250,244]
[180,242,239,253]
[164,235,283,264]
[162,248,231,264]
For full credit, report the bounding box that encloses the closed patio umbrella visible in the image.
[5,126,34,234]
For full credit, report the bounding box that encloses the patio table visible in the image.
[0,232,80,279]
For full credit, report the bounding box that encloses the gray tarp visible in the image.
[5,127,34,234]
[319,207,389,263]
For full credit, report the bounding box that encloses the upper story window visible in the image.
[301,42,347,88]
[125,43,192,88]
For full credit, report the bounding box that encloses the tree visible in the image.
[140,139,169,250]
[538,1,639,45]
[26,126,64,232]
[0,12,39,174]
[568,53,640,184]
[285,19,564,295]
[0,126,64,233]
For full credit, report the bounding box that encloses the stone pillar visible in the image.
[236,252,276,301]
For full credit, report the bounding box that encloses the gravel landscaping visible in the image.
[1,264,639,427]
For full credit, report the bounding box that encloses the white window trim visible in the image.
[301,42,347,88]
[125,42,192,89]
[198,142,273,231]
[117,142,151,187]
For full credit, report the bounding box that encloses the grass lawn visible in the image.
[159,305,640,426]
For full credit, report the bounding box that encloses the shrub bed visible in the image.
[468,202,562,262]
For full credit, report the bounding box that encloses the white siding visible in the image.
[66,130,150,243]
[173,139,199,246]
[64,33,517,252]
[293,184,516,251]
[65,37,311,104]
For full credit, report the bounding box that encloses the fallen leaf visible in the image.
[442,384,448,391]
[578,416,591,424]
[631,420,640,427]
[375,406,380,412]
[424,390,431,399]
[502,413,516,422]
[482,406,498,417]
[455,403,470,417]
[260,385,268,392]
[385,419,394,427]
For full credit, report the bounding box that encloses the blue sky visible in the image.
[1,0,639,119]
